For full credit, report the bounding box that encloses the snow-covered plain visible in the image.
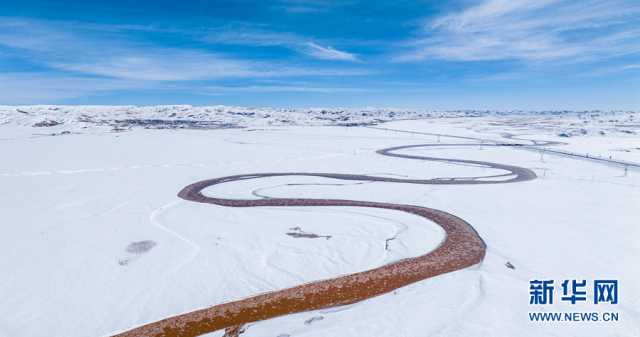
[0,106,638,337]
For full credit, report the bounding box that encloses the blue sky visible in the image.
[0,0,638,109]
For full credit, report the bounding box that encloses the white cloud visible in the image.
[274,0,346,13]
[55,56,371,80]
[50,51,262,81]
[0,19,264,80]
[0,71,372,104]
[584,63,640,77]
[0,19,375,102]
[202,84,369,94]
[303,42,358,61]
[0,73,152,103]
[203,29,300,47]
[203,27,359,62]
[399,0,640,62]
[0,18,365,83]
[0,18,80,51]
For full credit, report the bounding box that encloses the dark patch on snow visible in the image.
[48,131,72,136]
[227,111,255,117]
[385,237,396,250]
[337,121,378,127]
[304,316,324,325]
[286,227,331,240]
[126,240,157,254]
[33,120,62,127]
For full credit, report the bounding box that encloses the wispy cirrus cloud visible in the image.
[273,0,351,14]
[0,18,367,82]
[399,0,640,63]
[0,18,372,102]
[202,84,370,94]
[202,28,300,47]
[0,73,153,103]
[0,18,263,80]
[303,42,358,61]
[203,26,359,61]
[582,63,640,77]
[50,51,264,81]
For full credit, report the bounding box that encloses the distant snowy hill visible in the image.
[1,105,634,132]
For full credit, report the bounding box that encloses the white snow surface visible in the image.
[0,108,639,337]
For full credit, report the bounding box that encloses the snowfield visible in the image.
[0,106,638,337]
